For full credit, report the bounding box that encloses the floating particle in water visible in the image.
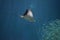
[42,19,60,40]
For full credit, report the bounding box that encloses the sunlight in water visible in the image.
[29,4,36,9]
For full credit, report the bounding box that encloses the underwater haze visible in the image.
[0,0,60,40]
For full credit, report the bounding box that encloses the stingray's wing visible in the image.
[29,17,36,22]
[27,9,33,17]
[23,9,28,16]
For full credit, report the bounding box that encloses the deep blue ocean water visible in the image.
[0,0,60,40]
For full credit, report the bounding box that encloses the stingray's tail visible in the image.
[20,15,24,18]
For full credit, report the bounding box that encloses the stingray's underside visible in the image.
[23,16,35,22]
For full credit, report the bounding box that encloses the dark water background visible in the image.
[0,0,60,40]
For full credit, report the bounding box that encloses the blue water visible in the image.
[0,0,60,40]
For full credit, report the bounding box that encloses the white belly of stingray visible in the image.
[23,16,35,22]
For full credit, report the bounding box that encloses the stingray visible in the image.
[20,9,36,22]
